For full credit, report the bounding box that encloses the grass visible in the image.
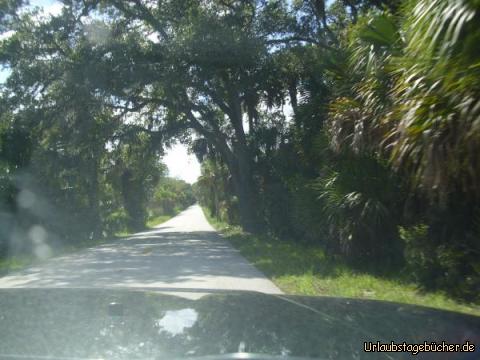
[0,236,108,276]
[114,213,177,237]
[146,214,173,228]
[0,256,36,275]
[203,209,480,317]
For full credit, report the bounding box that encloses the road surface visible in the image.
[0,205,282,294]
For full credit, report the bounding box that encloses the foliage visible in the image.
[314,154,405,269]
[0,3,167,253]
[194,158,238,225]
[388,0,480,202]
[149,177,195,218]
[206,210,480,316]
[196,0,480,302]
[308,1,480,300]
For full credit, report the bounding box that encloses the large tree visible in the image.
[69,0,323,231]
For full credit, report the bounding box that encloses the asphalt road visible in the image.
[0,205,282,293]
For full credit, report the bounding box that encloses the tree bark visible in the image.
[229,153,262,232]
[186,108,262,232]
[226,86,263,232]
[288,79,298,118]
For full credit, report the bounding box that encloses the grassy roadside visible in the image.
[113,212,177,237]
[0,236,109,276]
[0,256,37,275]
[146,214,174,228]
[203,209,480,317]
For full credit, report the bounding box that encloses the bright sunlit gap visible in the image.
[163,143,201,184]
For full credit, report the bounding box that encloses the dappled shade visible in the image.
[0,206,280,293]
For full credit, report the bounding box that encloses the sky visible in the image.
[163,143,201,184]
[26,0,63,15]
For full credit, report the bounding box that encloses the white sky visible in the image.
[163,143,201,184]
[24,0,63,15]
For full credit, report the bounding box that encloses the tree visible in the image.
[70,0,313,231]
[0,4,164,243]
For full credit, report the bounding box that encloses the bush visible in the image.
[104,209,129,236]
[314,154,405,270]
[401,220,480,302]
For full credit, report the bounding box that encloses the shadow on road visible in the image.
[0,228,273,289]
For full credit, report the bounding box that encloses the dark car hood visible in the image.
[0,288,478,360]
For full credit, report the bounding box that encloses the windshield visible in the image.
[0,0,479,359]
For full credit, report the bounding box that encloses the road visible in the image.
[0,205,282,294]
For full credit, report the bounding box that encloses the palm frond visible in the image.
[388,0,480,201]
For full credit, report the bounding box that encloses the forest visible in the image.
[0,0,479,304]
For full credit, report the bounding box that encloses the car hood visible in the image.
[0,288,478,359]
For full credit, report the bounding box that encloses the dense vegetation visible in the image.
[192,0,480,302]
[149,177,195,220]
[0,0,478,303]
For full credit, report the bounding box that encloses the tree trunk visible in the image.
[186,103,263,231]
[87,148,102,240]
[229,155,262,232]
[288,80,298,118]
[227,88,264,232]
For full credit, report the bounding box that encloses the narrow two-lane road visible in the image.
[0,205,281,293]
